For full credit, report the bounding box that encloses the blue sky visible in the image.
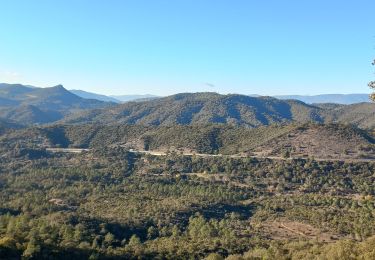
[0,0,374,96]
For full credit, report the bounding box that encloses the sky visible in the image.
[0,0,374,96]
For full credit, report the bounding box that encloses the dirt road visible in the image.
[45,147,375,163]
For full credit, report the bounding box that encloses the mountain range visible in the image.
[69,89,121,103]
[109,94,159,103]
[70,88,371,105]
[69,90,158,103]
[61,92,375,129]
[0,83,374,129]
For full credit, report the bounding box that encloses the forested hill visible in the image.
[61,92,375,129]
[61,92,325,127]
[319,102,375,129]
[1,86,375,128]
[0,83,114,124]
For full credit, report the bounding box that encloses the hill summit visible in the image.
[0,83,114,124]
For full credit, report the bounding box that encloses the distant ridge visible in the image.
[69,89,160,103]
[275,94,371,104]
[70,89,121,103]
[69,90,373,105]
[110,94,160,102]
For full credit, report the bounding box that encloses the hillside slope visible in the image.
[1,123,374,160]
[321,103,375,129]
[254,124,375,159]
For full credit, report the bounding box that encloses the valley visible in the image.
[2,1,374,258]
[1,120,375,259]
[1,85,375,259]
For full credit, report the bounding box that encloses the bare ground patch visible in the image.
[259,218,345,243]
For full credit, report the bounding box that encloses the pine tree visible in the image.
[370,59,375,101]
[22,237,41,259]
[103,232,115,247]
[147,226,158,240]
[128,234,141,247]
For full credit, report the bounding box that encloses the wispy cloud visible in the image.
[3,70,20,77]
[204,82,215,88]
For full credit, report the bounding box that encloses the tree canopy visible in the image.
[370,59,375,101]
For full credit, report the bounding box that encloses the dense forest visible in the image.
[1,123,375,259]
